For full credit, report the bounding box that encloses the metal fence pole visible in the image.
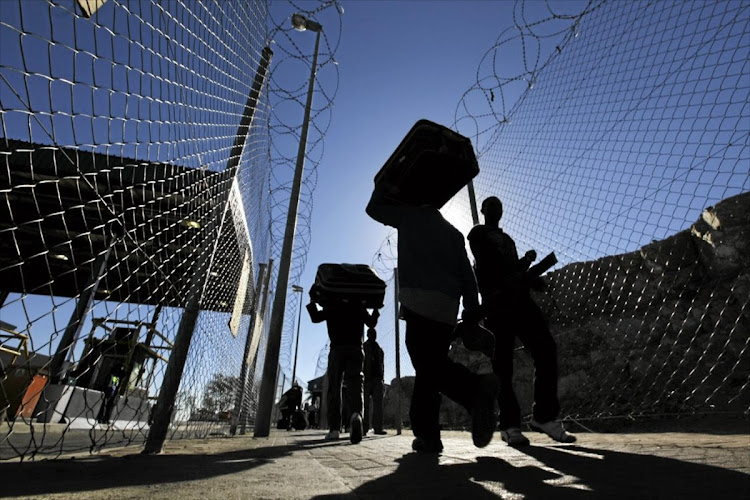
[467,180,480,226]
[394,267,402,435]
[143,47,272,454]
[230,262,267,435]
[240,258,273,435]
[49,236,116,384]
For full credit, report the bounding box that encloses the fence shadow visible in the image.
[0,438,335,498]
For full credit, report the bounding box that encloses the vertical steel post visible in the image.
[231,262,267,435]
[239,259,273,435]
[143,47,272,454]
[394,267,402,435]
[291,286,304,385]
[254,27,321,438]
[49,237,116,383]
[467,179,480,226]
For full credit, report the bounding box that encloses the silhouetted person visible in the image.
[278,384,303,430]
[468,196,575,446]
[367,182,499,453]
[308,296,379,444]
[363,327,387,435]
[97,363,125,424]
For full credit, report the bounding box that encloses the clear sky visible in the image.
[287,0,576,390]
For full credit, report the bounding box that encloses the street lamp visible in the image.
[254,12,323,437]
[291,13,323,33]
[291,284,304,385]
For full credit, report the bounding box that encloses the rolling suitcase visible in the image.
[374,119,479,208]
[311,263,386,308]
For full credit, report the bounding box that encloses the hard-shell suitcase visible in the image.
[374,119,479,208]
[311,263,386,308]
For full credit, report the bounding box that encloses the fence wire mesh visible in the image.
[0,0,342,460]
[371,0,749,428]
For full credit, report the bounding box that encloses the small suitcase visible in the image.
[374,119,479,208]
[311,263,386,308]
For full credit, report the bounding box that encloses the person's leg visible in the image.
[363,379,373,432]
[343,345,365,443]
[404,311,443,441]
[372,379,385,433]
[405,310,487,438]
[326,347,344,432]
[342,346,364,417]
[517,297,560,423]
[486,314,521,430]
[342,346,365,415]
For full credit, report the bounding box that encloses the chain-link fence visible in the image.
[1,0,342,460]
[370,0,749,429]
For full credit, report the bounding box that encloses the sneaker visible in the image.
[529,419,576,443]
[500,427,530,447]
[411,437,443,453]
[349,413,363,444]
[471,374,499,448]
[324,430,340,441]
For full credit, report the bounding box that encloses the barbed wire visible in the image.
[368,0,749,426]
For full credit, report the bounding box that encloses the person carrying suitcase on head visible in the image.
[468,196,575,446]
[307,293,379,444]
[366,181,499,454]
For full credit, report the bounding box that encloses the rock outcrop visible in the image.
[529,191,749,418]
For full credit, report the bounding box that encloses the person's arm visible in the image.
[377,344,385,379]
[306,302,327,323]
[459,236,481,317]
[519,249,536,271]
[467,226,490,266]
[364,308,380,328]
[365,182,405,228]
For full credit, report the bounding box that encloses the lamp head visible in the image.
[291,13,322,32]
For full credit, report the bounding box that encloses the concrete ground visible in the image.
[0,427,748,499]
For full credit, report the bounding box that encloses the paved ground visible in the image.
[1,428,748,499]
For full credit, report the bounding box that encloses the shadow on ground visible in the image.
[0,438,336,497]
[314,444,749,499]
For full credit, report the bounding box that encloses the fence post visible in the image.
[143,47,272,454]
[239,258,273,434]
[394,267,402,435]
[230,262,267,435]
[49,235,116,384]
[467,180,480,226]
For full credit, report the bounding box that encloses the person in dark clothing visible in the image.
[278,384,303,430]
[366,182,499,454]
[468,196,575,446]
[363,327,387,435]
[308,296,379,444]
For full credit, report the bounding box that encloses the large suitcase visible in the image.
[374,119,479,208]
[311,263,386,309]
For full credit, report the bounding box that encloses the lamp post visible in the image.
[254,13,322,437]
[291,284,304,385]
